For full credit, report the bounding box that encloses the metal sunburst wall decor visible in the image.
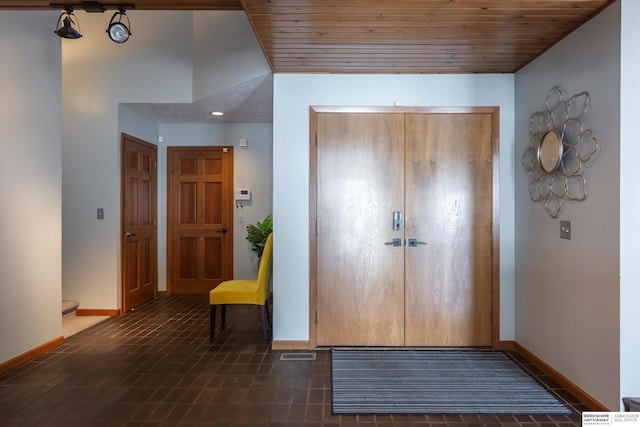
[521,86,599,218]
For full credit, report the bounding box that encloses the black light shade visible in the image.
[54,10,82,39]
[107,9,131,43]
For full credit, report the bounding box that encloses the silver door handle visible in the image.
[385,238,402,247]
[408,238,427,247]
[125,232,136,237]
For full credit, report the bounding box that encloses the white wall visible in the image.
[192,11,271,100]
[514,3,621,410]
[62,10,275,310]
[118,105,160,146]
[62,11,195,310]
[157,123,273,288]
[0,11,63,362]
[272,74,516,342]
[619,0,640,407]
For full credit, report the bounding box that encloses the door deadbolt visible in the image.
[393,211,403,231]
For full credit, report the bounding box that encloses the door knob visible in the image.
[217,228,228,234]
[408,238,427,247]
[125,232,136,237]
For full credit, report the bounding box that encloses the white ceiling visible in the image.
[123,73,273,124]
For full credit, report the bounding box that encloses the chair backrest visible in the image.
[256,233,273,303]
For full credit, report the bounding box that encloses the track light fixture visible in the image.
[54,6,82,39]
[51,3,134,43]
[107,7,131,43]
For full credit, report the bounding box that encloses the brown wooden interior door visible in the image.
[122,134,157,311]
[168,147,233,294]
[404,113,493,346]
[316,113,406,346]
[313,109,496,347]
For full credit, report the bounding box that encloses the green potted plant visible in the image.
[246,214,272,258]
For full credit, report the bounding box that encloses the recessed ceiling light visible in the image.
[210,111,224,116]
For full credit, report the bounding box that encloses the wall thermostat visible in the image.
[235,188,251,201]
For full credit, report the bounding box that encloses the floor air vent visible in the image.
[280,352,316,361]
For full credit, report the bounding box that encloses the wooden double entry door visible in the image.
[313,107,498,347]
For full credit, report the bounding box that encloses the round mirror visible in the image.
[538,130,563,173]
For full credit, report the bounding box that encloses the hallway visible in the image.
[0,295,585,426]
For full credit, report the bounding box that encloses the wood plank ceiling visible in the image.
[1,0,614,73]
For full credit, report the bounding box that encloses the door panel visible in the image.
[168,147,233,294]
[316,113,405,346]
[404,113,493,346]
[314,109,495,348]
[122,135,157,311]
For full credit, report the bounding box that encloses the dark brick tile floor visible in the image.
[0,295,586,426]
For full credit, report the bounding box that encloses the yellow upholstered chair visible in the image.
[209,233,273,339]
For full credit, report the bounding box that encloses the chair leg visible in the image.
[221,304,226,330]
[259,305,268,339]
[210,305,216,339]
[265,301,271,328]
